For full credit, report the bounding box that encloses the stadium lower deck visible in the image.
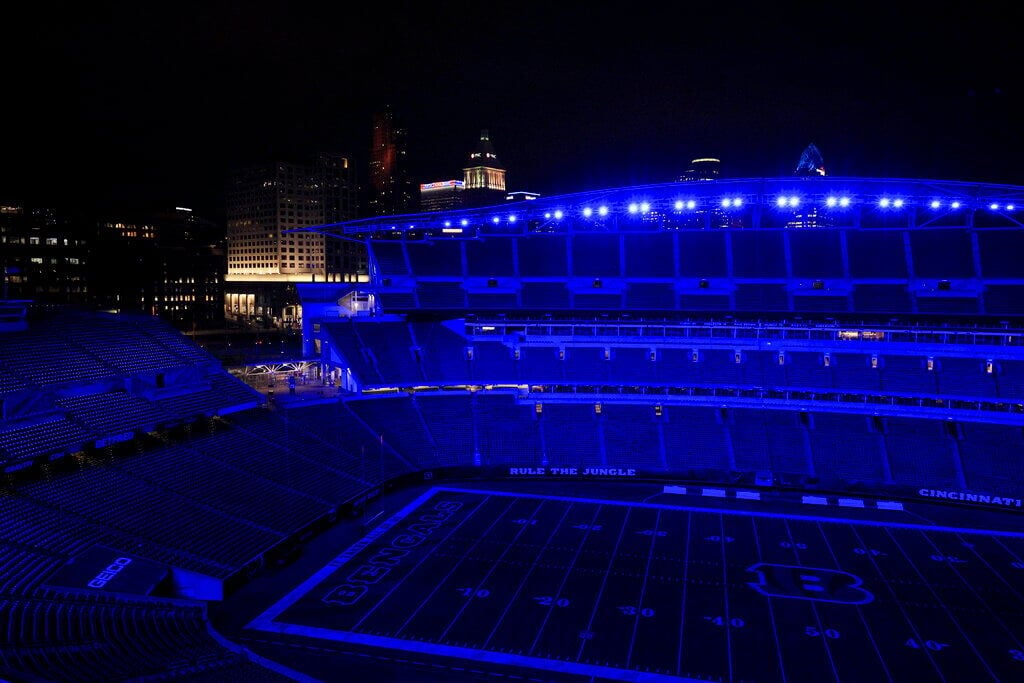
[226,481,1024,683]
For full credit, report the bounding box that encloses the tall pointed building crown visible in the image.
[795,143,826,176]
[466,129,505,170]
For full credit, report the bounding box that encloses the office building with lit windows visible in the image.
[224,153,360,327]
[419,180,465,212]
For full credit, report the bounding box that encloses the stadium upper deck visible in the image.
[300,177,1024,318]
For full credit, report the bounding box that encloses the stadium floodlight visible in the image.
[788,196,800,207]
[460,218,469,227]
[544,212,552,219]
[879,198,891,208]
[628,202,639,214]
[951,201,961,209]
[1008,204,1016,211]
[826,196,838,208]
[491,216,500,224]
[839,196,851,207]
[444,220,451,227]
[990,203,1000,211]
[721,198,732,208]
[776,196,788,207]
[582,207,593,218]
[554,209,564,220]
[893,198,904,208]
[598,205,609,216]
[674,199,684,210]
[508,215,517,223]
[930,200,941,209]
[686,199,696,209]
[734,197,743,207]
[639,202,651,213]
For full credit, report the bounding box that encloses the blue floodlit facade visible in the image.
[298,176,1024,503]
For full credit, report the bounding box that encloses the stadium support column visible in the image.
[721,408,738,472]
[948,425,968,490]
[656,412,668,469]
[471,392,481,467]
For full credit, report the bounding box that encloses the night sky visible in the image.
[5,3,1021,217]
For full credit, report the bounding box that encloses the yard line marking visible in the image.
[482,503,594,649]
[392,497,532,636]
[438,500,561,641]
[782,519,840,682]
[917,529,1024,652]
[625,509,662,668]
[675,511,692,678]
[750,517,787,683]
[576,507,632,662]
[815,522,893,683]
[849,526,946,682]
[884,528,999,681]
[527,502,601,656]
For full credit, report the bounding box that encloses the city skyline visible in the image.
[3,4,1020,216]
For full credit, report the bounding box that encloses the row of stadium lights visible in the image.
[428,197,1017,229]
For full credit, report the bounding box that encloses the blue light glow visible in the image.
[686,200,696,210]
[598,206,609,216]
[826,196,837,207]
[839,197,851,207]
[788,196,800,208]
[544,212,552,219]
[734,197,743,207]
[893,198,904,208]
[508,215,517,223]
[582,207,593,218]
[776,196,788,208]
[674,200,684,210]
[990,203,1000,210]
[721,198,731,208]
[553,209,564,220]
[639,202,651,213]
[491,216,500,224]
[951,201,961,209]
[460,219,469,227]
[879,198,891,208]
[930,200,941,209]
[628,203,639,214]
[1008,204,1016,211]
[444,221,451,227]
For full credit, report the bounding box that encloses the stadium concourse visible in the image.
[2,176,1024,682]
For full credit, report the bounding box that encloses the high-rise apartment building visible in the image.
[462,130,507,208]
[225,153,359,327]
[368,107,414,217]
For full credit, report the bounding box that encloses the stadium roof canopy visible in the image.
[296,177,1024,239]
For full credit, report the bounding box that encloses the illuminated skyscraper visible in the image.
[368,107,414,216]
[463,130,507,207]
[225,153,359,327]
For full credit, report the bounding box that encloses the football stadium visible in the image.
[3,175,1024,682]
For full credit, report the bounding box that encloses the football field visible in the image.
[248,487,1024,682]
